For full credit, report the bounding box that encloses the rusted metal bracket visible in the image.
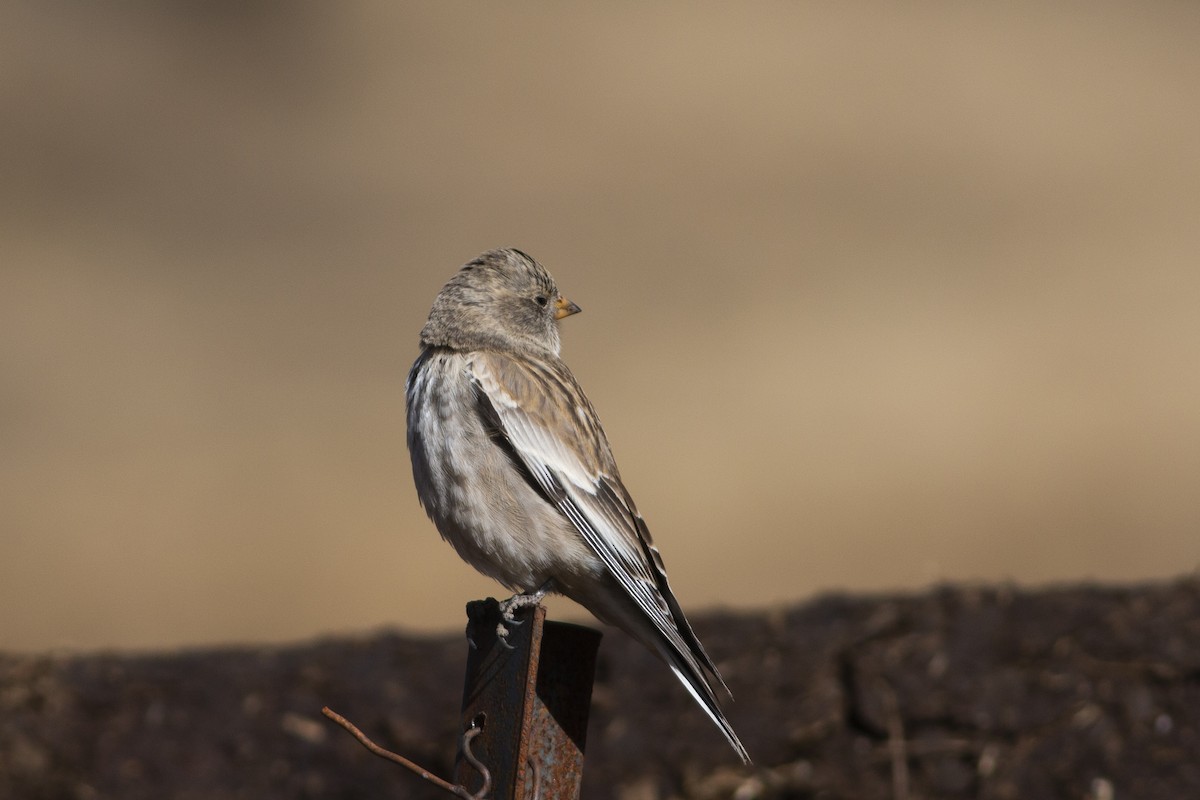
[457,599,602,800]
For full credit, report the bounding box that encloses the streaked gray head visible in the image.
[419,248,581,356]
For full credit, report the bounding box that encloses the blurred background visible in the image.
[2,2,1198,653]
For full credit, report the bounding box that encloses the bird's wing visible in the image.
[468,351,749,762]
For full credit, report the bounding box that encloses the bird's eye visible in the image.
[534,295,548,307]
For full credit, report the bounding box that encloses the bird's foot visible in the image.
[495,583,553,647]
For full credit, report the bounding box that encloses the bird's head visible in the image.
[419,248,581,356]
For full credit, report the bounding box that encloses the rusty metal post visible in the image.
[456,599,602,800]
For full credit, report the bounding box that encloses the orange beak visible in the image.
[554,295,582,320]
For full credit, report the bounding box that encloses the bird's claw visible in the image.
[495,623,517,650]
[463,620,478,649]
[491,583,553,651]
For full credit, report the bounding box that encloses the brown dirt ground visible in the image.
[3,579,1198,799]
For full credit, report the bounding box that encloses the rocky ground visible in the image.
[2,579,1198,800]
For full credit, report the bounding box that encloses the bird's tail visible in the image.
[571,575,751,763]
[627,524,751,763]
[646,549,750,763]
[664,655,751,764]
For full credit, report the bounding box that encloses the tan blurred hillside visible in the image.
[2,2,1198,652]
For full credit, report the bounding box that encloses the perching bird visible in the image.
[405,248,749,763]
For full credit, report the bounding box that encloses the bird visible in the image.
[405,248,749,763]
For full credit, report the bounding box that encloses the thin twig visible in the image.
[322,706,487,800]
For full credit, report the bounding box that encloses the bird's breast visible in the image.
[406,351,600,591]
